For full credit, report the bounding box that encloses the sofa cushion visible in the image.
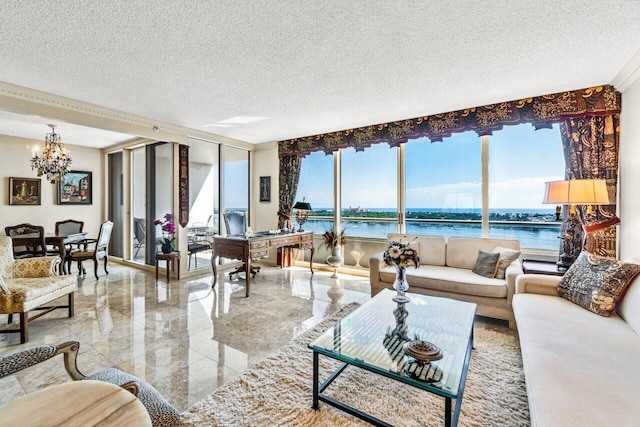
[380,264,507,298]
[446,237,520,269]
[492,246,521,279]
[472,250,500,278]
[558,252,640,316]
[617,257,640,336]
[513,293,640,426]
[388,234,445,266]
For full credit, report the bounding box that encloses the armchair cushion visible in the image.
[0,276,76,313]
[87,368,180,427]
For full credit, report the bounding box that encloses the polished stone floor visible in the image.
[0,262,511,412]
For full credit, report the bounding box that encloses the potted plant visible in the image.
[155,213,176,253]
[322,229,346,278]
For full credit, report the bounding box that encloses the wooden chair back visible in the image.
[4,223,46,258]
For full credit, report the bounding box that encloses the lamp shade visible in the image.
[542,179,609,205]
[293,201,312,210]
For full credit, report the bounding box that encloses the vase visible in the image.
[392,264,410,303]
[326,245,344,278]
[161,242,174,254]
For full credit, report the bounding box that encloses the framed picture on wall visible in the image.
[260,176,271,202]
[57,171,92,205]
[9,177,41,205]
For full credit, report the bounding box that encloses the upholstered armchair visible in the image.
[0,236,77,343]
[0,341,179,426]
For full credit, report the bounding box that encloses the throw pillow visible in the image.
[0,276,9,295]
[472,250,500,278]
[492,246,521,279]
[558,252,640,317]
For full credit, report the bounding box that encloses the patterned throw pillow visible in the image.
[472,250,500,278]
[558,252,640,317]
[0,275,9,294]
[492,246,521,279]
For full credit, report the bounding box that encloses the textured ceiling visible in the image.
[2,0,640,146]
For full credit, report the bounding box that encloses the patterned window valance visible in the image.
[278,85,621,158]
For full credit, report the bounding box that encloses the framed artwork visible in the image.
[57,171,92,205]
[9,177,41,205]
[260,176,271,202]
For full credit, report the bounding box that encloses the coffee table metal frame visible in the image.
[309,289,475,427]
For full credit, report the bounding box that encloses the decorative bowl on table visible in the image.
[403,340,443,364]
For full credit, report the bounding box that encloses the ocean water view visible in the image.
[302,208,561,250]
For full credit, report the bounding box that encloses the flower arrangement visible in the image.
[383,240,420,268]
[155,213,176,247]
[322,228,346,250]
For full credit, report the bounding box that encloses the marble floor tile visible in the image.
[0,261,512,413]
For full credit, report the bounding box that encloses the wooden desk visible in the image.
[211,231,315,297]
[45,232,87,274]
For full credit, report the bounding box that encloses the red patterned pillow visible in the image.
[558,252,640,316]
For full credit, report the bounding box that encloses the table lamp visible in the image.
[542,179,609,269]
[293,198,312,232]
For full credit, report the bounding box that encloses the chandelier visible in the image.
[30,124,72,183]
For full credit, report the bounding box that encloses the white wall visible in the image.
[0,135,103,237]
[251,143,279,231]
[619,77,640,259]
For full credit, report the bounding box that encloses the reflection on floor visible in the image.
[0,262,512,412]
[0,262,371,411]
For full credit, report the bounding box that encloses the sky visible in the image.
[296,123,564,210]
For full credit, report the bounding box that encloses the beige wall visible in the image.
[0,135,103,237]
[619,77,640,259]
[251,143,279,231]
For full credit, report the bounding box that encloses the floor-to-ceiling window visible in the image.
[341,143,398,238]
[187,139,219,270]
[487,124,564,248]
[131,142,173,265]
[297,151,334,233]
[405,132,482,238]
[222,146,249,232]
[303,124,562,251]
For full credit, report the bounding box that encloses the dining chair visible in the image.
[4,223,46,259]
[222,211,260,279]
[187,230,211,270]
[66,221,114,279]
[47,219,85,256]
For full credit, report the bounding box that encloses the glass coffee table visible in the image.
[309,289,476,427]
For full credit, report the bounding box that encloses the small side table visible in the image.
[522,259,566,276]
[155,251,180,283]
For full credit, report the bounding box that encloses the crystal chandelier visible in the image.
[30,124,72,183]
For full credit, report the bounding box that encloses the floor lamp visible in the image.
[543,179,610,269]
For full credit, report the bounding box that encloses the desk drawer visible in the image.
[250,250,269,259]
[300,234,313,243]
[250,240,269,250]
[300,242,314,250]
[270,236,299,246]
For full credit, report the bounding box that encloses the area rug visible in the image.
[180,303,530,426]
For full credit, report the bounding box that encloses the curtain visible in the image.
[277,155,302,229]
[279,85,621,158]
[560,115,620,259]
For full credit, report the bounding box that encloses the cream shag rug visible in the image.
[181,303,529,426]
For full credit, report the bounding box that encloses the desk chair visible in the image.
[4,224,46,259]
[223,211,260,279]
[66,221,113,279]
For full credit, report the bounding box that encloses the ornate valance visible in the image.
[278,85,621,158]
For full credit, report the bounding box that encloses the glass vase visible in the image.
[392,264,410,303]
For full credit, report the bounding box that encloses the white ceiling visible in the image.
[1,0,640,147]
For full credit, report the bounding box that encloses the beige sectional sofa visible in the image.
[513,272,640,426]
[369,234,523,327]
